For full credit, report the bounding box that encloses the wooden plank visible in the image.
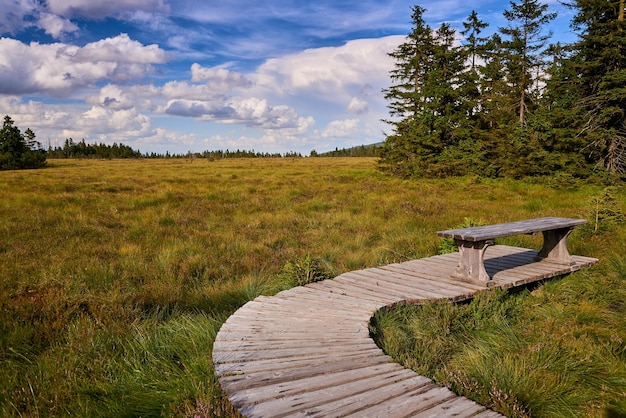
[279,288,383,313]
[222,314,358,327]
[437,217,586,241]
[215,350,394,376]
[213,337,379,353]
[285,376,435,418]
[220,353,395,393]
[350,385,456,417]
[333,274,432,301]
[305,280,398,305]
[246,297,374,319]
[410,396,487,417]
[350,268,471,298]
[228,363,406,409]
[214,329,370,343]
[242,371,432,418]
[382,263,486,292]
[346,269,460,297]
[213,343,382,364]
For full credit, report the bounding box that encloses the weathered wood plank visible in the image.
[436,217,586,241]
[410,396,487,417]
[228,363,406,409]
[283,376,435,418]
[350,385,457,417]
[213,343,382,364]
[220,353,394,393]
[381,263,486,292]
[213,337,379,354]
[243,371,431,418]
[304,280,398,305]
[349,268,471,298]
[215,350,394,376]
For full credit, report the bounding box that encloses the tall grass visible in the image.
[372,250,626,415]
[0,158,622,416]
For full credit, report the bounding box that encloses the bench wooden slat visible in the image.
[436,217,586,242]
[436,217,589,285]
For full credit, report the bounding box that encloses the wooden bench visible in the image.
[437,217,587,286]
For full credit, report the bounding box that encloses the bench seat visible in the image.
[437,217,588,286]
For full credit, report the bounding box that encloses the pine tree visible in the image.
[383,6,434,120]
[567,0,626,174]
[380,5,435,177]
[461,10,489,72]
[500,0,557,126]
[0,116,46,170]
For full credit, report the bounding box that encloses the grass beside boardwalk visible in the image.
[0,158,624,417]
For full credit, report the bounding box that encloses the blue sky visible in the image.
[1,0,576,155]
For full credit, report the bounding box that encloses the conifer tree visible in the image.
[0,116,46,170]
[500,0,557,125]
[461,10,489,71]
[567,0,626,174]
[380,5,435,177]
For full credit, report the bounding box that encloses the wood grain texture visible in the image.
[436,217,587,241]
[213,245,598,417]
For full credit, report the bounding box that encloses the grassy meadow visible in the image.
[0,158,624,417]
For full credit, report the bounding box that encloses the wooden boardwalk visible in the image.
[213,245,598,417]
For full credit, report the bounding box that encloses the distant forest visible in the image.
[45,138,306,159]
[380,0,626,180]
[45,137,382,160]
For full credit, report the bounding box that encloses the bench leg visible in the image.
[451,240,492,286]
[535,227,576,265]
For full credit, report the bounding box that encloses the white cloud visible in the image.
[37,13,79,38]
[347,97,369,114]
[254,36,402,99]
[79,106,152,135]
[190,63,251,88]
[86,84,156,111]
[0,35,168,97]
[161,95,314,133]
[161,81,225,101]
[74,34,168,64]
[321,119,360,139]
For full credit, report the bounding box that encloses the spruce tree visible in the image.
[0,116,46,170]
[380,5,435,177]
[567,0,626,174]
[461,10,489,71]
[500,0,557,126]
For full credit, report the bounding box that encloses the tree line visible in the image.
[0,116,46,170]
[47,140,305,160]
[312,144,382,157]
[47,138,144,159]
[380,0,626,180]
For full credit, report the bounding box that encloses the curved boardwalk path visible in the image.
[213,245,598,417]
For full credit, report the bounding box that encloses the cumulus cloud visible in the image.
[321,119,360,139]
[254,36,402,98]
[78,106,152,135]
[0,35,168,97]
[347,97,368,114]
[0,1,79,39]
[162,95,313,132]
[191,63,251,87]
[37,13,79,38]
[86,84,159,111]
